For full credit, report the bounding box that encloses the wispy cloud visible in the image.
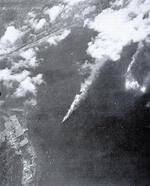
[47,29,71,46]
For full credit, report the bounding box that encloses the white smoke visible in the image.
[62,0,150,122]
[62,59,105,122]
[125,42,146,92]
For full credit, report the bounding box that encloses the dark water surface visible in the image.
[28,40,150,186]
[0,1,150,186]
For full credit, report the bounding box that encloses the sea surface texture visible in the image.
[0,0,150,185]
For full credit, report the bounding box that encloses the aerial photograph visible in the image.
[0,0,150,185]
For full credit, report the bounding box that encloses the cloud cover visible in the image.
[62,0,150,122]
[0,26,23,55]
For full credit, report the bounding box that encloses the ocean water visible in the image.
[0,0,150,186]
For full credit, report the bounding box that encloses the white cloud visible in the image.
[63,0,86,6]
[14,74,43,97]
[20,48,36,60]
[26,11,46,31]
[0,26,23,55]
[62,0,150,122]
[0,69,30,83]
[87,0,150,60]
[44,5,64,22]
[0,14,45,108]
[82,6,96,16]
[14,77,36,97]
[0,69,30,88]
[32,74,43,85]
[33,18,46,30]
[19,48,38,68]
[86,0,150,94]
[0,26,23,45]
[111,0,129,8]
[28,12,36,19]
[11,48,38,70]
[0,63,43,98]
[47,29,71,46]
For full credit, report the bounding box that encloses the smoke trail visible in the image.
[62,0,150,122]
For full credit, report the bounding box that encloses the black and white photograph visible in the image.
[0,0,150,185]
